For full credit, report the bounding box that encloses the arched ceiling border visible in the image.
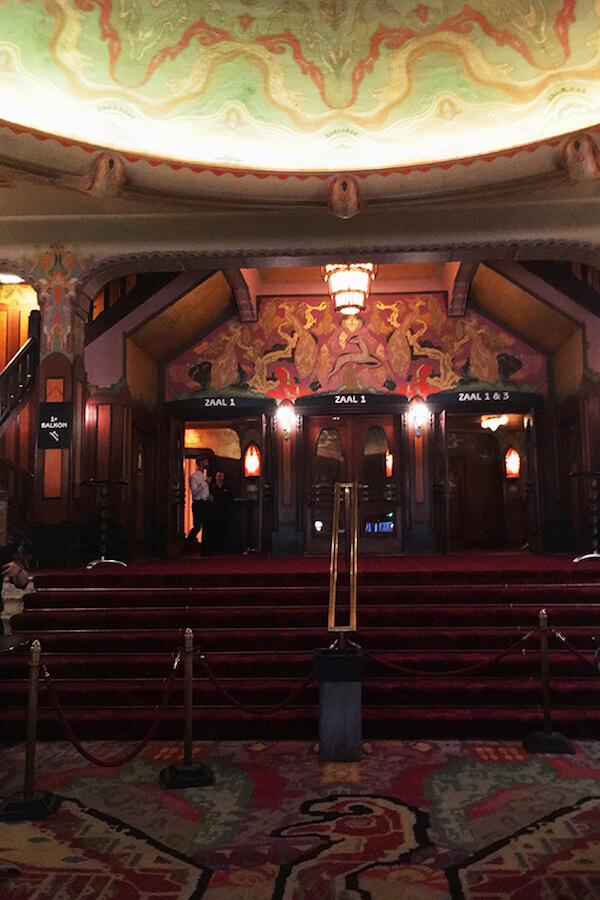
[0,116,592,183]
[72,240,600,295]
[0,259,41,294]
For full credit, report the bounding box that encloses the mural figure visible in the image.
[170,294,547,402]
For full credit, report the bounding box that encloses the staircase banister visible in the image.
[0,455,35,482]
[3,334,38,374]
[0,315,40,428]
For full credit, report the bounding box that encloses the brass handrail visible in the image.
[328,482,359,637]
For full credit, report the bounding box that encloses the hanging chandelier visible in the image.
[322,263,377,315]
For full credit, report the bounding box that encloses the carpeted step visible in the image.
[27,582,600,608]
[31,555,600,590]
[3,554,599,743]
[12,601,600,632]
[4,675,599,711]
[6,624,596,654]
[4,646,594,687]
[3,701,599,743]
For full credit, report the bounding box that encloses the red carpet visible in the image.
[2,551,600,743]
[33,550,600,581]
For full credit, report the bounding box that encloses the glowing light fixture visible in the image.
[385,451,394,478]
[322,263,377,315]
[244,443,261,477]
[505,447,521,479]
[408,396,428,434]
[0,273,24,284]
[481,414,509,432]
[276,399,295,440]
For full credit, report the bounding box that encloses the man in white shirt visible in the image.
[187,456,212,548]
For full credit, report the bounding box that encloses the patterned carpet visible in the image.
[2,739,600,899]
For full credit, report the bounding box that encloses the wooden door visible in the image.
[524,411,541,550]
[446,427,505,549]
[167,416,185,556]
[306,414,401,554]
[433,409,451,552]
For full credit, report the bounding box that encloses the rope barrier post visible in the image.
[0,640,62,821]
[160,629,214,789]
[522,610,574,755]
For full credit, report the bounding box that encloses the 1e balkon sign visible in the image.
[37,403,72,449]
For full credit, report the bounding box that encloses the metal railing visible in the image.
[328,482,359,640]
[0,309,40,428]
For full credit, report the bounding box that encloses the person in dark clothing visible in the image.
[206,471,233,554]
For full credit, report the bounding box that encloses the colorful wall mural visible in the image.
[2,1,600,171]
[165,294,547,402]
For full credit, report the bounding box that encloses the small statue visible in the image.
[327,174,362,218]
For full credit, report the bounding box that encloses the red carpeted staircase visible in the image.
[2,553,600,743]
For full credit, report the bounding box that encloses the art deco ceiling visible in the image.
[2,0,600,174]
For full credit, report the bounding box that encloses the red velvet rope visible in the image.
[197,651,315,716]
[41,651,181,767]
[358,629,538,676]
[551,629,598,671]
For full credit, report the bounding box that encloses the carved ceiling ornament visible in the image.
[560,132,600,182]
[327,175,362,219]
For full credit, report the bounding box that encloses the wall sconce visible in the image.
[244,443,261,478]
[504,447,521,479]
[276,399,295,440]
[321,263,377,316]
[385,450,393,478]
[408,396,428,435]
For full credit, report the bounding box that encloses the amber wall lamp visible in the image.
[504,447,521,479]
[244,443,261,478]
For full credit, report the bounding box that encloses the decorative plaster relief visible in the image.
[2,1,600,171]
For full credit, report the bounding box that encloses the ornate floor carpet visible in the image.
[2,738,600,899]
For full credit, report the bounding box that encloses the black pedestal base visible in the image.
[0,791,62,821]
[523,731,575,754]
[314,647,363,763]
[159,763,214,789]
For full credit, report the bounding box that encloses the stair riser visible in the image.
[2,708,598,744]
[5,629,595,654]
[25,586,600,610]
[0,650,591,678]
[3,681,598,709]
[13,604,600,631]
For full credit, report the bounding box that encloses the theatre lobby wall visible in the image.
[0,249,598,564]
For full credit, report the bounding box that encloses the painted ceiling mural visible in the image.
[165,295,547,402]
[1,1,600,171]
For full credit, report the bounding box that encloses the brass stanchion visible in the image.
[317,482,362,762]
[160,629,214,788]
[523,610,574,755]
[0,640,62,820]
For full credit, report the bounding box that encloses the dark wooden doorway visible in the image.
[442,412,536,551]
[305,414,401,554]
